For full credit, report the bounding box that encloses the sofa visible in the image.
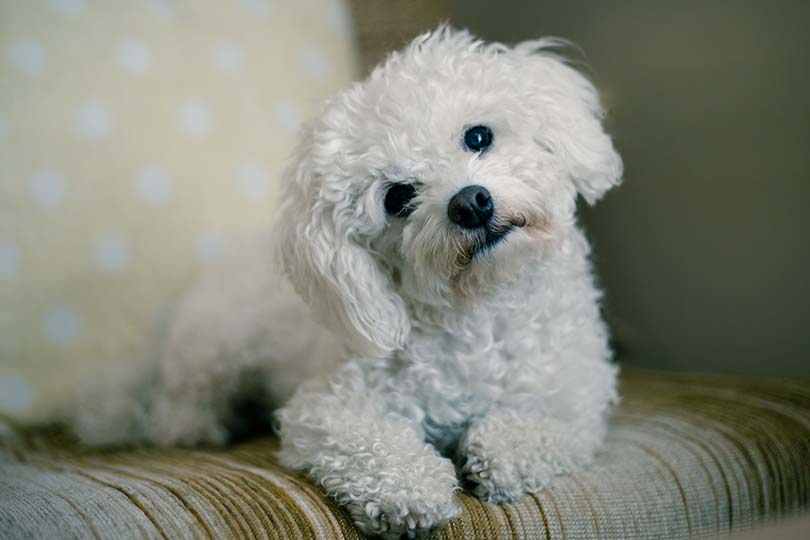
[3,371,809,538]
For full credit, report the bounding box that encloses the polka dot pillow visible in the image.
[0,0,358,420]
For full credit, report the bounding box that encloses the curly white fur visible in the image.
[72,27,623,539]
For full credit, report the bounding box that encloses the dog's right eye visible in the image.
[463,125,494,153]
[384,183,417,218]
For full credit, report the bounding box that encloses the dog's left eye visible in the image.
[384,183,417,218]
[463,125,494,153]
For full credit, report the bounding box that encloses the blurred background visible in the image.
[354,0,810,377]
[1,0,807,421]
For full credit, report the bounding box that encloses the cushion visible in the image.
[0,0,358,420]
[2,371,808,539]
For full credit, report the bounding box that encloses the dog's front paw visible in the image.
[460,440,548,503]
[459,412,589,503]
[348,492,459,540]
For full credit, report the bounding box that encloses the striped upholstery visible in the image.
[1,371,809,539]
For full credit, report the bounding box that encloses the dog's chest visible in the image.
[385,322,518,448]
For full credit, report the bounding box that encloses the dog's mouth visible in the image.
[457,214,534,267]
[475,226,514,257]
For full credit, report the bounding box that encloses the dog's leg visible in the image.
[458,360,618,502]
[457,409,602,502]
[277,362,460,539]
[71,343,241,448]
[146,347,241,447]
[145,238,293,448]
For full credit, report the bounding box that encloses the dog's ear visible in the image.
[275,124,410,358]
[513,40,623,205]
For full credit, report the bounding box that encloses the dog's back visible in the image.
[72,230,342,447]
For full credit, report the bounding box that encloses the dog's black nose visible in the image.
[447,185,494,229]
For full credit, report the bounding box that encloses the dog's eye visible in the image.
[463,125,494,153]
[384,183,417,218]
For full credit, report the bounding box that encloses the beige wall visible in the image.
[450,0,810,375]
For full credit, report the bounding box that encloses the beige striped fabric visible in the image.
[1,371,809,539]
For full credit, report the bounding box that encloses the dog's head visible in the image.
[277,27,622,357]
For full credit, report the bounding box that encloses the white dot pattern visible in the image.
[196,231,225,261]
[241,0,273,17]
[146,0,175,20]
[212,43,245,72]
[0,0,357,418]
[117,39,151,74]
[48,0,85,18]
[0,241,19,279]
[326,0,352,35]
[8,40,46,76]
[237,161,270,200]
[273,100,302,133]
[136,165,173,205]
[30,170,67,209]
[301,46,331,81]
[94,232,130,271]
[177,99,212,138]
[0,373,34,414]
[75,101,112,140]
[43,305,82,346]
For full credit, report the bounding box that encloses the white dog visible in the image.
[74,27,623,539]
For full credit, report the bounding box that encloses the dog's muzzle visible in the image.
[447,185,494,229]
[449,185,516,262]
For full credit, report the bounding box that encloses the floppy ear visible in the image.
[275,126,410,358]
[514,40,623,205]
